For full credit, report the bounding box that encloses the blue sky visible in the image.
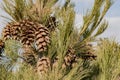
[0,0,120,41]
[72,0,120,42]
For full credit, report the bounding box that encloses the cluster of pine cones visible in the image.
[0,16,96,75]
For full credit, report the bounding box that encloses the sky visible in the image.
[72,0,120,42]
[0,0,120,41]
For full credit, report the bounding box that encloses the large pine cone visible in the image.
[19,20,36,46]
[35,24,50,52]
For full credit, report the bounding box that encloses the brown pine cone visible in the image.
[36,56,50,74]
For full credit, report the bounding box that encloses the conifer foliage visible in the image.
[0,0,114,80]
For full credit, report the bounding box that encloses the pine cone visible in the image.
[2,22,21,40]
[35,24,50,52]
[19,20,36,46]
[52,47,78,69]
[79,43,97,60]
[36,56,50,74]
[81,51,97,60]
[46,16,57,31]
[63,47,77,68]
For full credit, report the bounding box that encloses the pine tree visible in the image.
[0,0,113,80]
